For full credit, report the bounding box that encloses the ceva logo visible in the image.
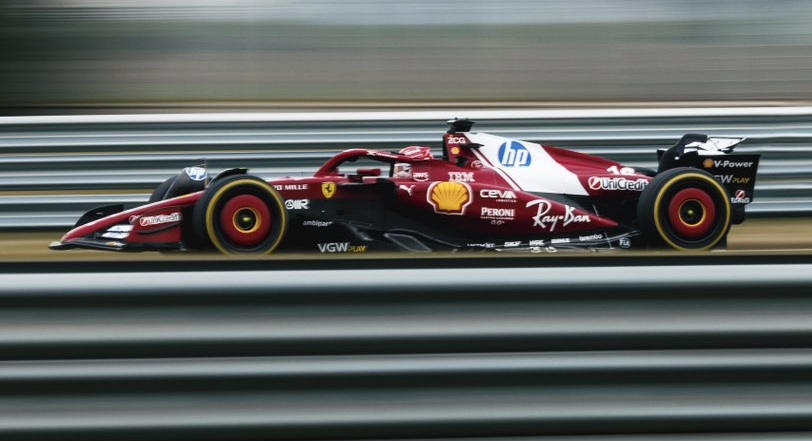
[498,141,531,167]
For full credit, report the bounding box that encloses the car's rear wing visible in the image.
[657,133,760,211]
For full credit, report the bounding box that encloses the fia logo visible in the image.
[498,141,531,167]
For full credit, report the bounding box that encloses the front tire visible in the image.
[193,175,287,254]
[637,167,731,251]
[148,176,177,203]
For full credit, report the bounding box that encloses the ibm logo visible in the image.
[498,141,531,167]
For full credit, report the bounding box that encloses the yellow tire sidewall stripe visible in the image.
[205,179,287,254]
[652,173,731,251]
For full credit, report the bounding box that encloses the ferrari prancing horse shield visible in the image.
[321,182,337,199]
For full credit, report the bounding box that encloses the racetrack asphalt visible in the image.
[0,218,809,263]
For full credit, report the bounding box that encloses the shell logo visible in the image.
[427,181,472,215]
[702,158,714,169]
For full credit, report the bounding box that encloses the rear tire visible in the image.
[193,175,287,254]
[637,167,731,251]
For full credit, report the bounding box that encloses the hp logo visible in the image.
[498,141,531,167]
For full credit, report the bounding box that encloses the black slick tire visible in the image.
[192,175,288,254]
[637,167,731,251]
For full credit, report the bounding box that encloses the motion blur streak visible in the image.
[3,1,812,110]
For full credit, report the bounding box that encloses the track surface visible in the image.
[0,218,809,263]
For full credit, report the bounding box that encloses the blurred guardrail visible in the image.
[1,261,812,440]
[1,107,811,228]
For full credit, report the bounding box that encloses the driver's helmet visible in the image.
[393,162,412,178]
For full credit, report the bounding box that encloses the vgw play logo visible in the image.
[498,141,531,167]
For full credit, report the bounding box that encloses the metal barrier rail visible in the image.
[1,107,811,228]
[1,261,812,440]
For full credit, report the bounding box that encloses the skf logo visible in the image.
[428,181,471,215]
[321,182,337,199]
[498,141,531,167]
[702,158,714,169]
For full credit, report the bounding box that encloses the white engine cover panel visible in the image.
[467,133,588,195]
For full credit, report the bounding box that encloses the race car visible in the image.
[50,119,760,254]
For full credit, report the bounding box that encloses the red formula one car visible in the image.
[50,119,760,254]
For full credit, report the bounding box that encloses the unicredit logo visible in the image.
[588,176,648,192]
[139,212,181,227]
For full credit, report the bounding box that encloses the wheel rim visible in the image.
[218,194,272,248]
[667,188,716,239]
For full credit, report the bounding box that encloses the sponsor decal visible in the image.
[528,239,546,247]
[448,171,475,183]
[606,165,636,175]
[101,231,129,240]
[526,200,590,232]
[467,242,496,248]
[715,175,751,185]
[302,220,333,228]
[399,146,433,160]
[479,189,517,202]
[369,150,400,159]
[498,141,531,167]
[428,181,472,215]
[578,233,603,242]
[413,172,429,181]
[447,136,468,145]
[276,183,308,191]
[588,176,648,192]
[731,189,751,204]
[451,147,460,155]
[481,206,515,221]
[711,159,754,169]
[321,182,337,199]
[398,184,415,196]
[184,166,207,181]
[137,212,181,227]
[503,241,521,247]
[550,238,571,244]
[490,219,506,225]
[285,199,310,210]
[702,158,715,169]
[618,237,632,249]
[317,242,367,253]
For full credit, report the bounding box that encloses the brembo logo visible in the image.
[588,176,648,192]
[498,141,531,167]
